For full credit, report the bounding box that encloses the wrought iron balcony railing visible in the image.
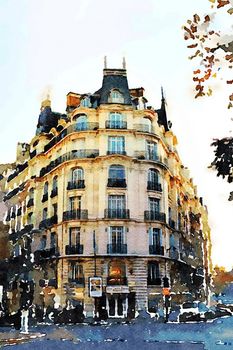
[41,193,48,203]
[134,152,168,167]
[67,180,85,190]
[169,219,176,229]
[65,244,83,255]
[107,178,127,188]
[39,215,58,230]
[149,245,165,255]
[63,209,88,221]
[50,187,58,198]
[107,150,127,156]
[144,211,166,222]
[147,182,162,192]
[105,120,127,129]
[133,124,155,134]
[104,209,130,219]
[107,243,127,254]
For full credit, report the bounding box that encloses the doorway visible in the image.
[106,294,128,318]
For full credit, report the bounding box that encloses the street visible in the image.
[1,315,233,350]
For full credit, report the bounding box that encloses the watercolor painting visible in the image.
[0,0,232,349]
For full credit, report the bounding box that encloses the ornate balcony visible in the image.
[67,180,85,190]
[107,178,127,188]
[65,244,83,255]
[50,187,58,198]
[134,152,168,167]
[144,211,166,222]
[63,209,88,221]
[147,182,162,192]
[107,276,127,285]
[34,247,58,262]
[105,120,127,129]
[107,243,127,254]
[39,215,58,230]
[147,277,162,286]
[104,209,130,219]
[107,150,127,156]
[149,245,164,255]
[133,124,155,134]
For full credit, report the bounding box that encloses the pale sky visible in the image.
[0,0,232,269]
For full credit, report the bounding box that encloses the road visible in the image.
[1,315,233,349]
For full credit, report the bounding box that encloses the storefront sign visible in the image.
[106,286,129,294]
[89,277,102,297]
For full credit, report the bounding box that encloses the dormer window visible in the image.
[108,89,124,104]
[81,97,90,107]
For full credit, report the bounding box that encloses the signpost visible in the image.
[89,277,102,298]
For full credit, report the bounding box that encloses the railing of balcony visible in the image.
[147,182,162,192]
[107,178,127,188]
[41,193,48,203]
[105,121,127,129]
[67,180,85,190]
[144,211,166,222]
[50,187,58,198]
[27,198,34,208]
[149,245,165,255]
[39,215,58,230]
[133,124,155,134]
[44,123,99,152]
[104,209,130,219]
[107,150,127,156]
[39,150,99,177]
[107,243,127,254]
[63,209,88,221]
[107,276,128,285]
[7,162,28,182]
[65,244,83,255]
[169,219,176,229]
[147,277,162,286]
[134,151,168,167]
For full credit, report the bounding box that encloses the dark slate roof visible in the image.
[36,107,67,135]
[157,95,169,132]
[96,69,132,105]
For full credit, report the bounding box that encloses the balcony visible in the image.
[107,178,127,188]
[107,150,127,156]
[147,182,162,192]
[39,150,99,177]
[134,152,168,167]
[105,120,127,129]
[107,276,128,285]
[147,277,162,286]
[67,180,85,190]
[39,215,58,229]
[41,193,48,203]
[149,245,164,255]
[134,124,155,134]
[50,187,58,198]
[144,211,166,222]
[107,243,127,254]
[65,244,83,255]
[34,247,58,262]
[27,198,34,208]
[63,209,88,221]
[104,209,130,219]
[169,219,176,229]
[7,161,28,183]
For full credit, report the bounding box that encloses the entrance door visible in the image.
[106,294,128,318]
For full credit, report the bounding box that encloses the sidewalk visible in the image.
[0,329,45,346]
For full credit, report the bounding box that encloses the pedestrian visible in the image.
[20,307,29,334]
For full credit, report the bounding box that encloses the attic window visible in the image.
[108,89,124,104]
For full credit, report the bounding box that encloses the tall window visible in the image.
[109,165,125,179]
[69,227,81,246]
[50,232,57,249]
[148,262,160,285]
[108,195,125,210]
[40,235,47,250]
[149,197,160,212]
[72,167,84,182]
[69,196,81,211]
[108,112,125,129]
[146,141,158,160]
[108,136,125,154]
[108,89,124,104]
[42,208,48,221]
[52,176,58,189]
[44,182,48,194]
[149,228,162,247]
[69,263,84,283]
[27,212,33,225]
[148,169,161,191]
[52,203,57,216]
[81,97,90,107]
[144,117,152,133]
[29,188,34,199]
[75,114,87,131]
[109,226,125,245]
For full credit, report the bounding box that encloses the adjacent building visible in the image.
[1,63,212,319]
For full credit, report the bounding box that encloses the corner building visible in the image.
[3,65,211,319]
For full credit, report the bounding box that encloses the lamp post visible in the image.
[93,230,97,320]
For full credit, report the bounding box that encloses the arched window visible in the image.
[108,89,124,104]
[68,168,85,190]
[147,169,161,191]
[107,112,126,129]
[52,176,58,190]
[108,165,126,187]
[51,176,58,198]
[75,114,88,131]
[143,117,152,133]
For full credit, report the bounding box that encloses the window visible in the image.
[144,117,152,133]
[146,141,158,161]
[149,197,160,212]
[40,235,47,250]
[107,112,126,129]
[42,208,48,221]
[69,227,81,246]
[75,114,87,131]
[148,262,161,285]
[44,182,48,194]
[52,176,58,190]
[149,228,162,247]
[50,232,56,249]
[29,188,34,199]
[107,226,127,254]
[108,90,124,104]
[69,196,81,211]
[72,167,84,182]
[147,169,161,191]
[81,97,90,107]
[108,136,125,155]
[108,165,126,187]
[27,212,33,225]
[69,262,84,284]
[52,203,57,216]
[108,195,126,210]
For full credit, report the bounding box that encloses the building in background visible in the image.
[0,62,212,320]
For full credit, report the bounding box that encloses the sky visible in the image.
[0,0,232,269]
